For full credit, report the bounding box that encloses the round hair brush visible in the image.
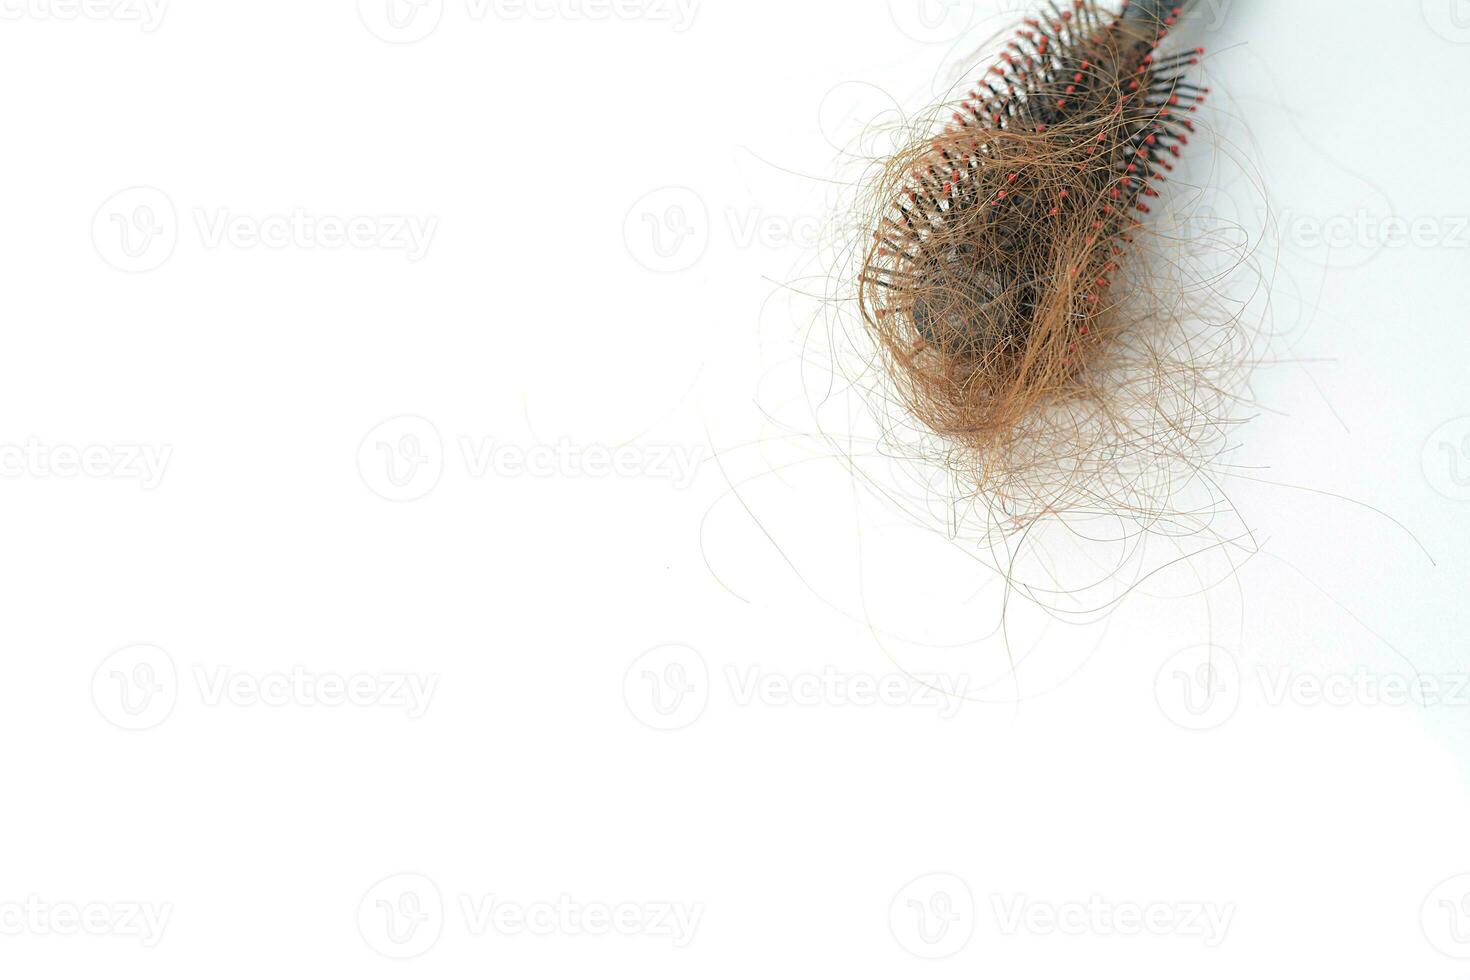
[859,0,1217,512]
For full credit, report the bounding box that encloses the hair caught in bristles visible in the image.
[858,0,1248,526]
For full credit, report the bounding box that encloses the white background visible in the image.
[1,0,1468,976]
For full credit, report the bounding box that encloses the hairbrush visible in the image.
[860,0,1218,512]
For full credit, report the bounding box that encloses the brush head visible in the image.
[861,0,1208,451]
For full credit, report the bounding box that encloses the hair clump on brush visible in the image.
[858,0,1248,530]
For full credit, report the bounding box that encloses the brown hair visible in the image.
[854,1,1254,528]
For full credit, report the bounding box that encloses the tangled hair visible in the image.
[857,0,1255,530]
